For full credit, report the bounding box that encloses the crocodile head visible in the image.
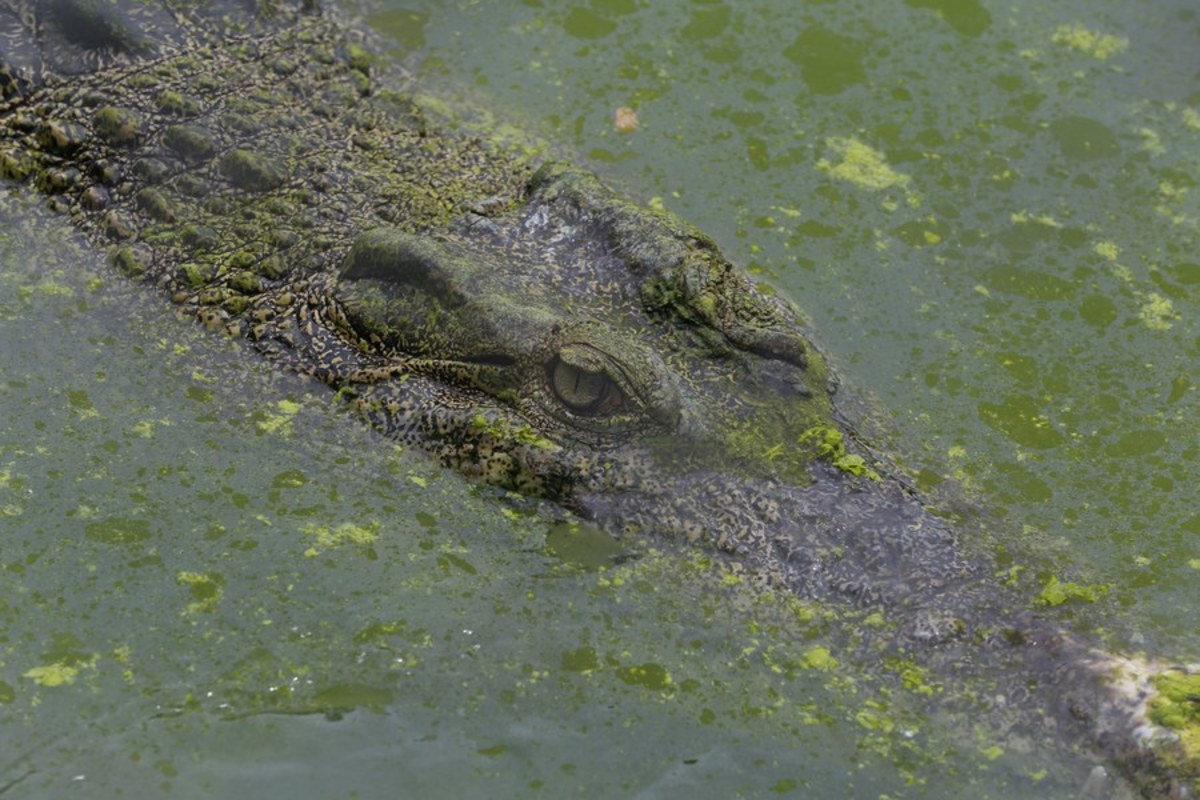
[0,0,1018,624]
[336,165,829,467]
[308,163,872,583]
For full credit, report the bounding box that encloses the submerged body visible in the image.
[0,1,1195,795]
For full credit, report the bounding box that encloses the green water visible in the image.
[389,0,1199,645]
[1,0,1197,797]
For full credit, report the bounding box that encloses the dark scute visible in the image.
[220,149,286,193]
[162,124,215,162]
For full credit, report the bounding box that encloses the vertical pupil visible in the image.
[553,360,615,413]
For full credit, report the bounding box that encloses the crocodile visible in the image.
[0,1,1196,795]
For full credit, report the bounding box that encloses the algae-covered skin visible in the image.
[0,1,1196,796]
[1148,673,1200,790]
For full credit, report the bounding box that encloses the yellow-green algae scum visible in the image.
[1,0,1198,798]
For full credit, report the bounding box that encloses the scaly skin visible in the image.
[0,1,1195,795]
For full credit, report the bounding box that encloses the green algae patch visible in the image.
[127,418,163,438]
[562,7,618,41]
[798,426,881,480]
[560,645,600,673]
[23,663,79,687]
[979,744,1005,761]
[85,517,152,545]
[885,658,939,697]
[544,520,625,570]
[271,469,309,488]
[1035,575,1108,606]
[818,137,913,199]
[1051,25,1128,61]
[615,662,673,690]
[1093,240,1121,261]
[977,394,1064,450]
[1105,430,1166,458]
[854,701,895,734]
[1079,293,1118,327]
[800,646,838,672]
[1147,672,1200,781]
[311,682,395,711]
[68,389,95,412]
[31,280,75,297]
[0,466,21,490]
[982,264,1074,301]
[302,520,380,555]
[783,27,867,95]
[256,398,302,435]
[468,413,558,451]
[1138,293,1177,330]
[436,552,476,575]
[904,0,991,37]
[177,570,225,614]
[1049,116,1120,162]
[722,417,818,485]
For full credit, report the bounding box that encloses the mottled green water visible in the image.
[1,0,1197,797]
[391,0,1199,643]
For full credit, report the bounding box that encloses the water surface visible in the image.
[2,0,1198,797]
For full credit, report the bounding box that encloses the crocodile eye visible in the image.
[551,358,624,416]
